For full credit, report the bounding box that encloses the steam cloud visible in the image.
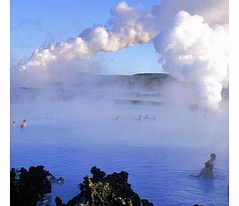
[154,11,228,109]
[18,0,228,110]
[20,2,155,70]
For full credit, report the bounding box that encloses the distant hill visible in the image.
[51,72,176,89]
[11,72,175,103]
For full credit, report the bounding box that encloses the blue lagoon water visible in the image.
[11,102,229,206]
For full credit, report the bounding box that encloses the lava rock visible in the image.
[90,166,106,181]
[141,199,154,206]
[55,166,154,206]
[10,166,53,206]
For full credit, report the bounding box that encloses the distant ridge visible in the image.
[11,72,175,103]
[12,72,176,89]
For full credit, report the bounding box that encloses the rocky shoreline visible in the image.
[10,165,205,206]
[10,166,154,206]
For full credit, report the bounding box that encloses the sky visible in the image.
[11,0,164,74]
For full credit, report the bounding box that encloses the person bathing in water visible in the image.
[191,153,216,179]
[20,119,28,128]
[115,115,123,122]
[12,121,16,128]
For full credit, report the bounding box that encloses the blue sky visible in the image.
[11,0,164,74]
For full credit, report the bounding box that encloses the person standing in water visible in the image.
[191,153,216,179]
[20,119,28,128]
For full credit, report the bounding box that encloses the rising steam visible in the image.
[20,2,155,70]
[17,0,228,110]
[153,11,228,109]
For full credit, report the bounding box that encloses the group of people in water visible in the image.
[12,119,28,128]
[192,153,216,179]
[11,116,218,181]
[115,114,156,122]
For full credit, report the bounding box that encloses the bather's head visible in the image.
[210,153,216,161]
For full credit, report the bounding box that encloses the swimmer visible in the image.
[12,121,16,128]
[20,119,28,128]
[191,153,216,179]
[138,115,143,121]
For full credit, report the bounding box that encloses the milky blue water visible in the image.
[11,102,229,206]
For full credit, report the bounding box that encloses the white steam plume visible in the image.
[18,0,228,110]
[150,0,228,30]
[20,2,155,70]
[153,11,228,109]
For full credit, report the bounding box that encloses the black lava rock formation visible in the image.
[55,166,154,206]
[10,165,53,206]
